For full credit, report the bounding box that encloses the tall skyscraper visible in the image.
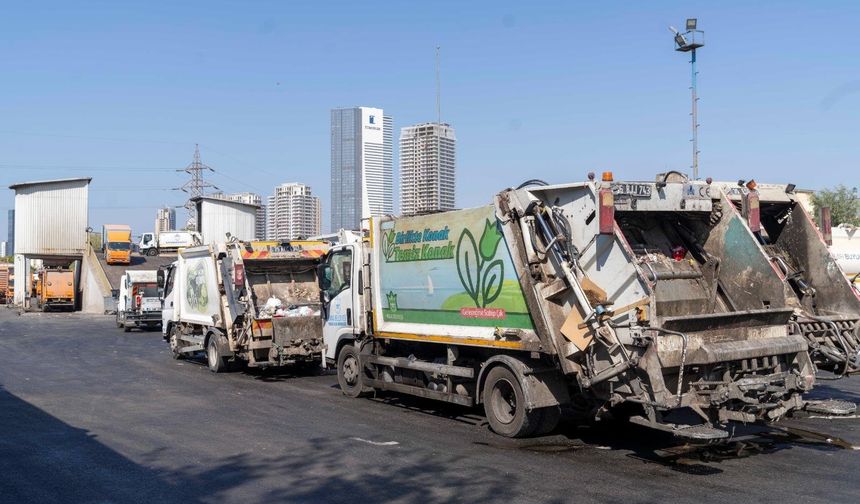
[211,192,266,240]
[399,122,456,215]
[266,183,321,241]
[7,210,14,256]
[330,107,392,231]
[155,207,176,235]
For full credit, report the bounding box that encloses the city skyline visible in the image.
[1,2,858,240]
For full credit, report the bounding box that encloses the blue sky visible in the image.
[1,0,858,238]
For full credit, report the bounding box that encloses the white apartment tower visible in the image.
[155,207,176,235]
[331,107,393,231]
[399,122,456,215]
[266,183,321,241]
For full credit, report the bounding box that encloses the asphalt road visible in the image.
[1,309,858,504]
[96,252,176,291]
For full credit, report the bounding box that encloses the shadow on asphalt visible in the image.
[338,390,853,477]
[0,385,201,503]
[0,384,521,504]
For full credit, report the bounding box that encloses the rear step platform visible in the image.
[803,399,857,416]
[629,416,730,441]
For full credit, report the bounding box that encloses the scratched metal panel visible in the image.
[13,179,89,256]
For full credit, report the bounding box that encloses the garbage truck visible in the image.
[714,180,860,375]
[159,239,329,372]
[116,270,162,332]
[320,173,853,440]
[35,268,75,311]
[140,231,201,256]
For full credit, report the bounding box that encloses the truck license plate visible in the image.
[611,183,652,198]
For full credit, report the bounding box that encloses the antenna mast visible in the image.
[436,45,441,125]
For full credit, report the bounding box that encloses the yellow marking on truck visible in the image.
[374,330,526,349]
[252,320,273,330]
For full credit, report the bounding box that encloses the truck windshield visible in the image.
[108,242,131,251]
[141,284,159,297]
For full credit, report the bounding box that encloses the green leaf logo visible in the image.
[382,230,396,261]
[478,219,502,261]
[386,291,398,311]
[456,219,505,308]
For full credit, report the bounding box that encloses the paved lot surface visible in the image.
[96,252,176,291]
[1,309,858,504]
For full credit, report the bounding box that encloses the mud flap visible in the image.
[477,355,570,410]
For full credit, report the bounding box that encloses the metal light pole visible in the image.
[671,19,704,179]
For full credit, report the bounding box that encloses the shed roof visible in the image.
[9,177,92,191]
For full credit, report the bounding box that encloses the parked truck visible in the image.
[36,268,75,311]
[0,264,11,304]
[159,239,329,371]
[319,173,853,440]
[714,180,860,375]
[140,231,201,256]
[116,270,162,331]
[103,225,133,265]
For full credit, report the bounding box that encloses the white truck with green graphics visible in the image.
[322,176,852,440]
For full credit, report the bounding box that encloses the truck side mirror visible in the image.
[156,270,165,289]
[318,264,331,291]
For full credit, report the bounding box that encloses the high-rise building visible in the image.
[266,183,321,241]
[399,122,456,215]
[7,210,14,256]
[330,107,392,231]
[0,241,7,257]
[155,207,176,235]
[211,192,266,240]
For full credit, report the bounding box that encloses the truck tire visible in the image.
[206,334,228,373]
[483,366,541,438]
[168,327,183,360]
[147,248,158,257]
[337,344,367,398]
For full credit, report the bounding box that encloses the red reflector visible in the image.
[234,264,245,287]
[744,190,761,233]
[671,246,687,261]
[598,188,615,234]
[819,207,832,246]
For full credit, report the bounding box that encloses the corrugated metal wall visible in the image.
[199,199,256,244]
[14,179,89,255]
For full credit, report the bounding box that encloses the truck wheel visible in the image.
[147,249,158,257]
[168,328,183,360]
[206,335,228,373]
[337,345,367,398]
[123,324,131,333]
[483,366,540,438]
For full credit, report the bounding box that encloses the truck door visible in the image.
[321,246,357,363]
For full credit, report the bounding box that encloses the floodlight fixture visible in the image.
[672,18,704,179]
